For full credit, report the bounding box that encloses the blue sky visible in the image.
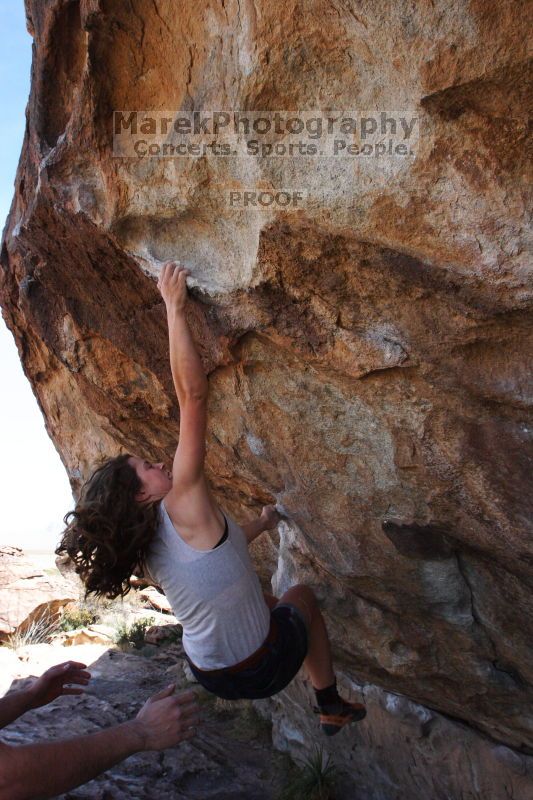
[0,0,73,551]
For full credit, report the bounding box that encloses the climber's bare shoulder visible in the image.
[163,472,226,550]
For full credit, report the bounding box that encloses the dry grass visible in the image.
[3,610,60,652]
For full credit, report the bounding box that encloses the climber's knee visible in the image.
[263,591,279,610]
[277,583,318,629]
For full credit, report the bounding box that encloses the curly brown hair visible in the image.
[55,453,161,599]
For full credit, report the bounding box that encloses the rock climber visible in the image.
[56,261,367,736]
[0,659,200,800]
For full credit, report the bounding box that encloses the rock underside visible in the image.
[1,1,532,798]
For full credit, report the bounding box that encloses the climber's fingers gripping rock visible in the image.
[260,504,282,530]
[157,261,191,312]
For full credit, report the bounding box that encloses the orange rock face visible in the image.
[1,1,532,796]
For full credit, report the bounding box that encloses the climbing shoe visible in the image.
[315,700,367,736]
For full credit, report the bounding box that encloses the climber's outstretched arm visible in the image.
[158,261,208,405]
[157,261,209,491]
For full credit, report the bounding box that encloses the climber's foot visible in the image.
[315,699,367,736]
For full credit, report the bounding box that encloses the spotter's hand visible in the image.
[133,685,200,750]
[26,661,91,709]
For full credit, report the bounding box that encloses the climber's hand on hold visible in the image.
[157,261,190,313]
[260,504,282,531]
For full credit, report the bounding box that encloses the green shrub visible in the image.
[59,607,98,631]
[279,746,338,800]
[114,616,155,650]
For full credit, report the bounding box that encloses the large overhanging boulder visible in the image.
[1,1,531,797]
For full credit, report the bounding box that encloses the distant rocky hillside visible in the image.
[0,546,75,643]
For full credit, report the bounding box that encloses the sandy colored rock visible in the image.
[0,547,75,640]
[139,585,173,614]
[144,623,182,646]
[0,2,532,798]
[60,624,115,646]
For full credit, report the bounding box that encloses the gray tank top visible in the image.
[143,500,271,669]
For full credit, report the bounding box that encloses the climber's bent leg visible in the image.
[275,584,366,736]
[186,584,365,732]
[275,584,335,689]
[263,591,279,610]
